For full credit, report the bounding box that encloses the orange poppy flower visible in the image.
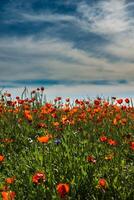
[0,155,4,162]
[0,139,14,143]
[37,135,52,143]
[53,122,60,127]
[1,191,16,200]
[104,153,114,160]
[5,177,15,184]
[113,118,117,125]
[57,183,70,198]
[120,118,127,125]
[24,110,32,121]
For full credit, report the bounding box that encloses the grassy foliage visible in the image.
[0,88,134,199]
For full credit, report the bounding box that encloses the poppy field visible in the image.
[0,87,134,200]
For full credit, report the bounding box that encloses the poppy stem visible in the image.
[42,144,45,167]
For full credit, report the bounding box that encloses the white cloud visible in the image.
[77,0,134,61]
[77,0,132,35]
[105,32,134,60]
[0,0,134,88]
[13,0,134,62]
[21,12,76,23]
[0,36,134,82]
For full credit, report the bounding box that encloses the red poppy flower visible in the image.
[98,178,107,188]
[32,172,46,184]
[94,99,100,106]
[65,98,70,102]
[108,139,117,146]
[130,142,134,150]
[75,99,80,104]
[37,123,47,128]
[56,183,69,198]
[41,87,45,91]
[57,97,62,101]
[125,98,129,103]
[117,99,123,104]
[87,155,96,164]
[100,136,107,142]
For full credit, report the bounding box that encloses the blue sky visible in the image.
[0,0,134,99]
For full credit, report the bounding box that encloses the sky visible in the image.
[0,0,134,100]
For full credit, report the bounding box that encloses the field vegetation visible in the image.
[0,87,134,199]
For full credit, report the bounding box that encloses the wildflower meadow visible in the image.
[0,87,134,200]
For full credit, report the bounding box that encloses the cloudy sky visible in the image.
[0,0,134,100]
